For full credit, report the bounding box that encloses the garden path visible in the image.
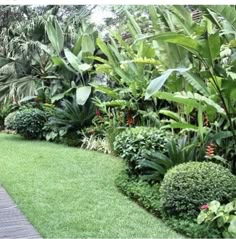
[0,187,41,238]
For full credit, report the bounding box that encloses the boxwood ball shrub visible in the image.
[4,111,17,130]
[14,108,47,139]
[160,162,236,218]
[114,127,172,175]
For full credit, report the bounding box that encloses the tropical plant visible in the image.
[197,199,236,238]
[46,97,95,139]
[92,9,168,127]
[0,6,97,106]
[139,136,205,182]
[140,5,236,173]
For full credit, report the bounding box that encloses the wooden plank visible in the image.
[0,187,41,238]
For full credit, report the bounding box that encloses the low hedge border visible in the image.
[115,170,222,238]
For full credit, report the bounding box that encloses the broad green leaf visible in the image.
[55,19,64,54]
[91,85,119,99]
[159,109,186,122]
[51,56,64,66]
[139,32,200,54]
[19,96,36,103]
[155,92,201,108]
[82,34,95,54]
[175,91,225,115]
[200,33,220,64]
[96,38,116,65]
[208,33,220,62]
[76,86,91,105]
[198,107,204,142]
[37,43,53,55]
[145,68,190,99]
[228,218,236,237]
[209,200,221,213]
[46,19,64,55]
[170,122,198,130]
[205,5,236,31]
[64,48,81,72]
[78,63,91,71]
[182,72,209,96]
[197,211,208,224]
[73,35,82,55]
[211,131,233,141]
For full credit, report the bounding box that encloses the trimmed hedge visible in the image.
[115,169,222,238]
[14,108,47,139]
[115,170,161,216]
[160,162,236,218]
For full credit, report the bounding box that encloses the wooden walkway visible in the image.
[0,187,41,238]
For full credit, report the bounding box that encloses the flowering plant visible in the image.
[197,199,236,238]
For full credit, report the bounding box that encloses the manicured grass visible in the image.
[0,133,183,238]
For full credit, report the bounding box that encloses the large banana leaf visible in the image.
[138,32,200,54]
[204,6,236,31]
[154,91,225,115]
[46,18,64,55]
[145,67,190,99]
[182,72,209,96]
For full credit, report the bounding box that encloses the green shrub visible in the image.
[4,111,17,130]
[115,170,161,215]
[114,127,172,175]
[115,169,222,238]
[160,162,236,218]
[14,108,47,139]
[106,127,124,154]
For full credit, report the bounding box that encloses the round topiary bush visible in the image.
[14,108,47,139]
[159,162,236,218]
[114,127,173,175]
[4,111,17,130]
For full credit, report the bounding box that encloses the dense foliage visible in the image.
[1,5,236,239]
[115,170,161,216]
[14,108,47,139]
[159,162,236,218]
[114,127,172,175]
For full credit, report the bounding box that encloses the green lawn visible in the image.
[0,133,183,238]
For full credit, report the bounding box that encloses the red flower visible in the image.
[96,108,101,117]
[201,204,209,210]
[127,112,133,126]
[205,143,215,157]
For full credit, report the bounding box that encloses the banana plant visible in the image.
[44,17,98,105]
[142,5,236,173]
[91,9,167,124]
